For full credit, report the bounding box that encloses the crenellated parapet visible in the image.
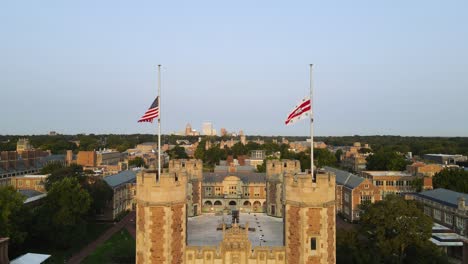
[283,170,336,264]
[169,159,203,180]
[136,169,187,264]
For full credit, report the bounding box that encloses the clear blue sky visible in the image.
[1,0,467,136]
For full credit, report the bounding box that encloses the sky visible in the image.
[1,0,467,136]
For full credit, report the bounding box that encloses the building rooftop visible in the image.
[19,189,43,198]
[414,188,468,208]
[425,154,466,157]
[11,253,51,264]
[203,172,266,184]
[324,166,364,189]
[214,165,256,173]
[103,170,137,188]
[363,171,412,177]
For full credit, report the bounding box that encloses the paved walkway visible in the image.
[67,211,136,264]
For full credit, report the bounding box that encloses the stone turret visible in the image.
[135,169,187,264]
[283,170,336,264]
[266,160,301,217]
[168,159,203,216]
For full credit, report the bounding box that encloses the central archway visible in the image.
[229,200,237,206]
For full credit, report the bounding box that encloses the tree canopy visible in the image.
[0,186,28,246]
[433,168,468,193]
[366,149,410,171]
[359,195,445,263]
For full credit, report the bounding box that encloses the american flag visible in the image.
[138,96,159,123]
[285,97,311,125]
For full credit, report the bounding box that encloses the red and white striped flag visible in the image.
[138,96,159,123]
[285,97,311,125]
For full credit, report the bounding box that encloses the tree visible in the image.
[231,142,247,157]
[433,168,468,193]
[314,148,337,168]
[360,195,434,263]
[194,139,206,160]
[335,149,343,162]
[0,186,28,246]
[35,177,91,248]
[129,157,147,168]
[83,178,113,216]
[167,145,189,159]
[44,164,84,191]
[366,150,409,171]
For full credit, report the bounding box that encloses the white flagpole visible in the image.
[310,64,314,180]
[157,64,161,182]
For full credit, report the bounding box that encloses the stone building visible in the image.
[406,162,443,177]
[135,159,336,264]
[361,170,433,197]
[325,167,381,222]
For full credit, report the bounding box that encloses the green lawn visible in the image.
[26,222,113,264]
[82,228,135,264]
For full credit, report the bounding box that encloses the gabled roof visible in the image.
[323,166,364,189]
[414,188,468,208]
[103,170,137,188]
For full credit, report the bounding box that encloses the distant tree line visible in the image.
[1,134,467,157]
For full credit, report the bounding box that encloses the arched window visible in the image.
[243,201,251,207]
[204,201,212,206]
[229,201,237,206]
[214,200,222,206]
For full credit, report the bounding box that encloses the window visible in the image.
[344,207,350,215]
[386,181,394,186]
[310,238,317,250]
[18,181,23,187]
[364,184,369,189]
[344,193,350,202]
[254,187,260,197]
[456,217,464,229]
[424,206,431,216]
[434,209,441,220]
[375,181,383,186]
[445,214,453,225]
[360,195,372,204]
[396,180,404,186]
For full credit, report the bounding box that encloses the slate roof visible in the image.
[103,170,137,188]
[414,188,468,208]
[214,165,256,173]
[323,166,364,189]
[203,172,266,184]
[19,189,43,198]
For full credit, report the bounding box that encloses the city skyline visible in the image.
[1,1,467,136]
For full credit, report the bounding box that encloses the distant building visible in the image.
[185,123,192,136]
[48,131,57,136]
[76,151,97,167]
[250,150,266,167]
[202,122,215,136]
[136,142,157,153]
[406,162,443,177]
[423,154,468,165]
[325,167,381,222]
[0,151,62,186]
[10,174,47,193]
[97,150,122,166]
[220,128,227,137]
[361,170,433,197]
[339,142,370,172]
[16,138,33,154]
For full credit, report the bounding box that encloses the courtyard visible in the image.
[187,213,284,247]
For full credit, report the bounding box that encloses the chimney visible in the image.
[0,237,9,264]
[458,197,466,210]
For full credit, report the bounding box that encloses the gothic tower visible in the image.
[266,160,301,217]
[135,169,187,264]
[283,170,336,264]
